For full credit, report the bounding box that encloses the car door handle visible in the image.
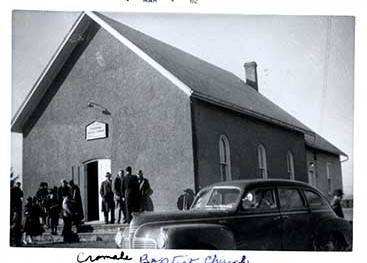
[273,216,282,221]
[282,215,289,220]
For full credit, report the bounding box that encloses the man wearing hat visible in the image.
[137,170,154,212]
[121,167,140,223]
[331,189,344,218]
[100,172,115,224]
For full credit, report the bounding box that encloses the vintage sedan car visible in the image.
[116,179,352,250]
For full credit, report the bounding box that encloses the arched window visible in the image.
[219,135,232,181]
[257,144,268,179]
[286,151,295,180]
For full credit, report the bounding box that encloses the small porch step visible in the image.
[23,221,128,247]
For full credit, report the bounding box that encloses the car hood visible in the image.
[131,209,232,226]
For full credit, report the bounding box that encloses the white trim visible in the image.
[11,12,88,128]
[86,11,193,97]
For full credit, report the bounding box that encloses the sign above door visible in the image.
[85,121,108,141]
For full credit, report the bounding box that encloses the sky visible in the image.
[11,10,354,194]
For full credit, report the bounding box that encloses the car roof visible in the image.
[203,179,315,191]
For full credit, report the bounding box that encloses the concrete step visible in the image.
[79,222,128,233]
[23,222,128,247]
[52,221,128,234]
[34,231,118,243]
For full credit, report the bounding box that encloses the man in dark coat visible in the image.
[137,170,154,212]
[11,182,23,214]
[100,172,115,224]
[331,189,344,218]
[48,191,60,235]
[69,180,84,227]
[23,197,44,244]
[10,182,23,246]
[113,170,125,224]
[121,167,140,223]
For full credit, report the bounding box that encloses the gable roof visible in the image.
[11,11,346,157]
[92,12,312,135]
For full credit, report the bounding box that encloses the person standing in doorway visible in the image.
[100,172,115,224]
[113,170,124,224]
[121,167,140,223]
[137,170,154,212]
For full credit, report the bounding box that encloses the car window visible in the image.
[242,188,277,210]
[278,188,305,210]
[304,190,326,208]
[191,189,211,209]
[207,188,240,207]
[192,187,240,210]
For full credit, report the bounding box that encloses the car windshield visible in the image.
[191,187,241,210]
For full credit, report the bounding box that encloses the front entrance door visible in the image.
[83,159,111,221]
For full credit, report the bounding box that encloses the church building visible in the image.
[11,12,347,221]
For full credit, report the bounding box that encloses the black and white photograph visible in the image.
[9,9,355,252]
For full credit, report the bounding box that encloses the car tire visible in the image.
[315,232,347,251]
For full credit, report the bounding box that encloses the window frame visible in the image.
[257,144,268,179]
[303,188,328,209]
[276,186,307,211]
[240,187,278,212]
[286,151,295,180]
[219,135,232,181]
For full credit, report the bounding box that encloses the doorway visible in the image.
[83,159,111,221]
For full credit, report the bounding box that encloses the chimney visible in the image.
[244,61,258,91]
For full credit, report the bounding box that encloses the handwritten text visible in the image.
[140,254,248,263]
[77,251,133,262]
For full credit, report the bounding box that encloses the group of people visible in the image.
[10,179,84,246]
[100,167,153,224]
[10,167,154,246]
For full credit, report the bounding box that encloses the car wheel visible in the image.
[316,232,346,251]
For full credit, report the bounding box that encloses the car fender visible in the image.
[314,217,352,249]
[162,223,236,249]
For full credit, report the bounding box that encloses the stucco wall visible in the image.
[192,99,308,190]
[23,25,194,212]
[306,148,343,199]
